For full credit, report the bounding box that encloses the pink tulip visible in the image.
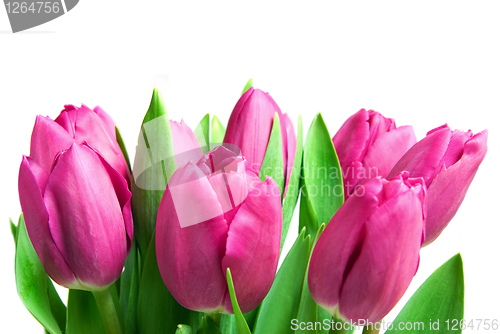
[308,172,426,324]
[223,87,296,191]
[30,104,129,183]
[169,119,204,168]
[156,145,282,314]
[18,143,133,290]
[388,125,488,246]
[332,109,416,198]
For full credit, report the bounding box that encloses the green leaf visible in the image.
[137,233,202,333]
[243,308,259,332]
[195,113,211,154]
[221,309,258,333]
[66,290,105,334]
[259,112,285,197]
[15,214,65,334]
[281,114,303,251]
[300,113,343,237]
[116,125,132,172]
[385,253,465,334]
[294,224,329,334]
[196,316,222,334]
[176,324,193,334]
[226,268,252,334]
[253,228,311,334]
[241,78,253,95]
[211,115,226,145]
[132,88,177,264]
[10,218,18,245]
[120,239,140,334]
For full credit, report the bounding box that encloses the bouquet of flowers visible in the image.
[12,80,488,334]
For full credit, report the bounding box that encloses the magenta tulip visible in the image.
[332,109,416,198]
[30,104,129,183]
[156,145,282,314]
[223,87,296,191]
[388,124,488,246]
[18,143,133,290]
[169,119,204,168]
[308,172,426,324]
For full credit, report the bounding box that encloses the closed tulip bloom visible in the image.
[169,119,204,169]
[388,124,488,246]
[30,104,129,183]
[332,109,416,198]
[223,87,295,190]
[308,172,426,324]
[156,145,282,314]
[18,143,133,290]
[132,116,203,258]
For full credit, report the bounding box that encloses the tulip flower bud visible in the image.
[169,119,205,169]
[308,172,426,324]
[30,104,130,184]
[388,124,488,246]
[224,87,296,191]
[156,145,282,314]
[18,143,133,290]
[332,109,417,198]
[132,89,203,257]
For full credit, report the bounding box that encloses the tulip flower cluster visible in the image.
[12,81,487,334]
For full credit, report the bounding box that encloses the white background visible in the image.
[1,1,499,333]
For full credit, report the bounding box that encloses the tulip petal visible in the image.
[388,125,451,183]
[332,109,370,169]
[224,87,254,144]
[89,143,133,252]
[222,176,282,314]
[54,105,78,137]
[156,162,228,312]
[30,115,75,172]
[427,130,472,184]
[170,119,204,169]
[18,156,77,288]
[424,130,488,246]
[367,110,394,144]
[308,178,382,315]
[339,190,423,323]
[198,145,244,174]
[224,88,286,170]
[363,125,417,179]
[55,105,130,183]
[44,144,127,289]
[93,105,117,140]
[200,146,255,224]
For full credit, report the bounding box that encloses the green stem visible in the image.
[205,312,221,328]
[92,288,123,334]
[363,324,380,334]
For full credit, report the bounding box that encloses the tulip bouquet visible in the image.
[11,80,488,334]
